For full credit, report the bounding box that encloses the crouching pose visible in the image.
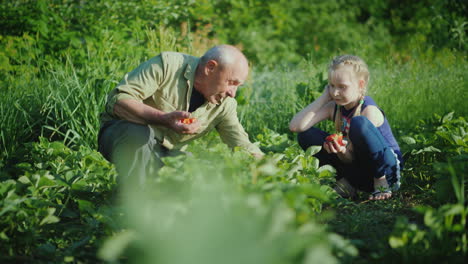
[98,45,263,186]
[289,55,403,200]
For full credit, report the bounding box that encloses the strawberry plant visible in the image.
[98,131,357,263]
[388,112,467,261]
[0,138,119,263]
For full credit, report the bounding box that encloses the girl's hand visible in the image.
[323,139,353,163]
[321,84,333,103]
[323,139,347,154]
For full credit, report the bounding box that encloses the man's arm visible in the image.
[216,99,263,157]
[106,55,199,134]
[114,99,200,134]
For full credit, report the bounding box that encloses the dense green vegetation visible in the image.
[1,0,467,263]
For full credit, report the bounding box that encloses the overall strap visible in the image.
[332,104,338,122]
[333,104,342,133]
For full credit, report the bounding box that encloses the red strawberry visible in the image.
[180,118,196,124]
[325,133,345,146]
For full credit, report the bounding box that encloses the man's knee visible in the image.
[99,121,154,161]
[116,122,153,147]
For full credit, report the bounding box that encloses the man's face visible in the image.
[198,60,248,105]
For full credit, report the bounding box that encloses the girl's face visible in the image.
[328,66,365,110]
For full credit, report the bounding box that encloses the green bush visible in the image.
[389,113,467,262]
[0,138,117,263]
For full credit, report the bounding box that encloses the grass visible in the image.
[0,26,191,159]
[2,33,466,159]
[238,50,468,141]
[326,191,426,263]
[370,50,468,132]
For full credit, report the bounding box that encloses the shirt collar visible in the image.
[184,57,217,109]
[184,57,199,84]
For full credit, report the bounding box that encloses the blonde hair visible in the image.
[328,55,370,133]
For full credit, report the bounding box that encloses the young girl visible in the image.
[289,55,402,200]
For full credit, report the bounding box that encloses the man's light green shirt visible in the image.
[101,52,262,154]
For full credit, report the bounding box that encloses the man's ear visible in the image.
[205,60,218,74]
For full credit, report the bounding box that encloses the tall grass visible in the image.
[238,61,324,137]
[1,32,466,160]
[0,27,187,160]
[370,51,468,132]
[0,54,120,158]
[239,51,468,140]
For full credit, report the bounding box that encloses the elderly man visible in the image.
[98,45,263,183]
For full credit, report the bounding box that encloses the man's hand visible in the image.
[162,111,200,134]
[114,100,200,134]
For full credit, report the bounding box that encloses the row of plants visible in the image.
[1,112,466,263]
[0,138,118,262]
[388,113,467,261]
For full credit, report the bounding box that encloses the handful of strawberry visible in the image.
[180,118,196,124]
[325,132,346,146]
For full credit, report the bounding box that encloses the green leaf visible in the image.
[311,158,320,170]
[77,199,95,214]
[411,146,441,155]
[0,197,27,217]
[305,146,322,156]
[442,112,454,123]
[0,180,16,196]
[64,256,74,263]
[17,176,31,185]
[0,231,9,241]
[442,204,464,216]
[40,208,60,225]
[317,165,336,178]
[300,184,330,202]
[256,162,279,176]
[401,136,416,145]
[37,171,56,188]
[389,236,406,248]
[15,162,32,170]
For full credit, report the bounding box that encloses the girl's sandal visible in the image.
[369,189,392,200]
[370,175,392,200]
[334,178,357,199]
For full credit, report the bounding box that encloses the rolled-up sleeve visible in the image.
[216,99,263,155]
[106,56,164,116]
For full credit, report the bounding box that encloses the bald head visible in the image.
[194,45,249,105]
[200,45,248,70]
